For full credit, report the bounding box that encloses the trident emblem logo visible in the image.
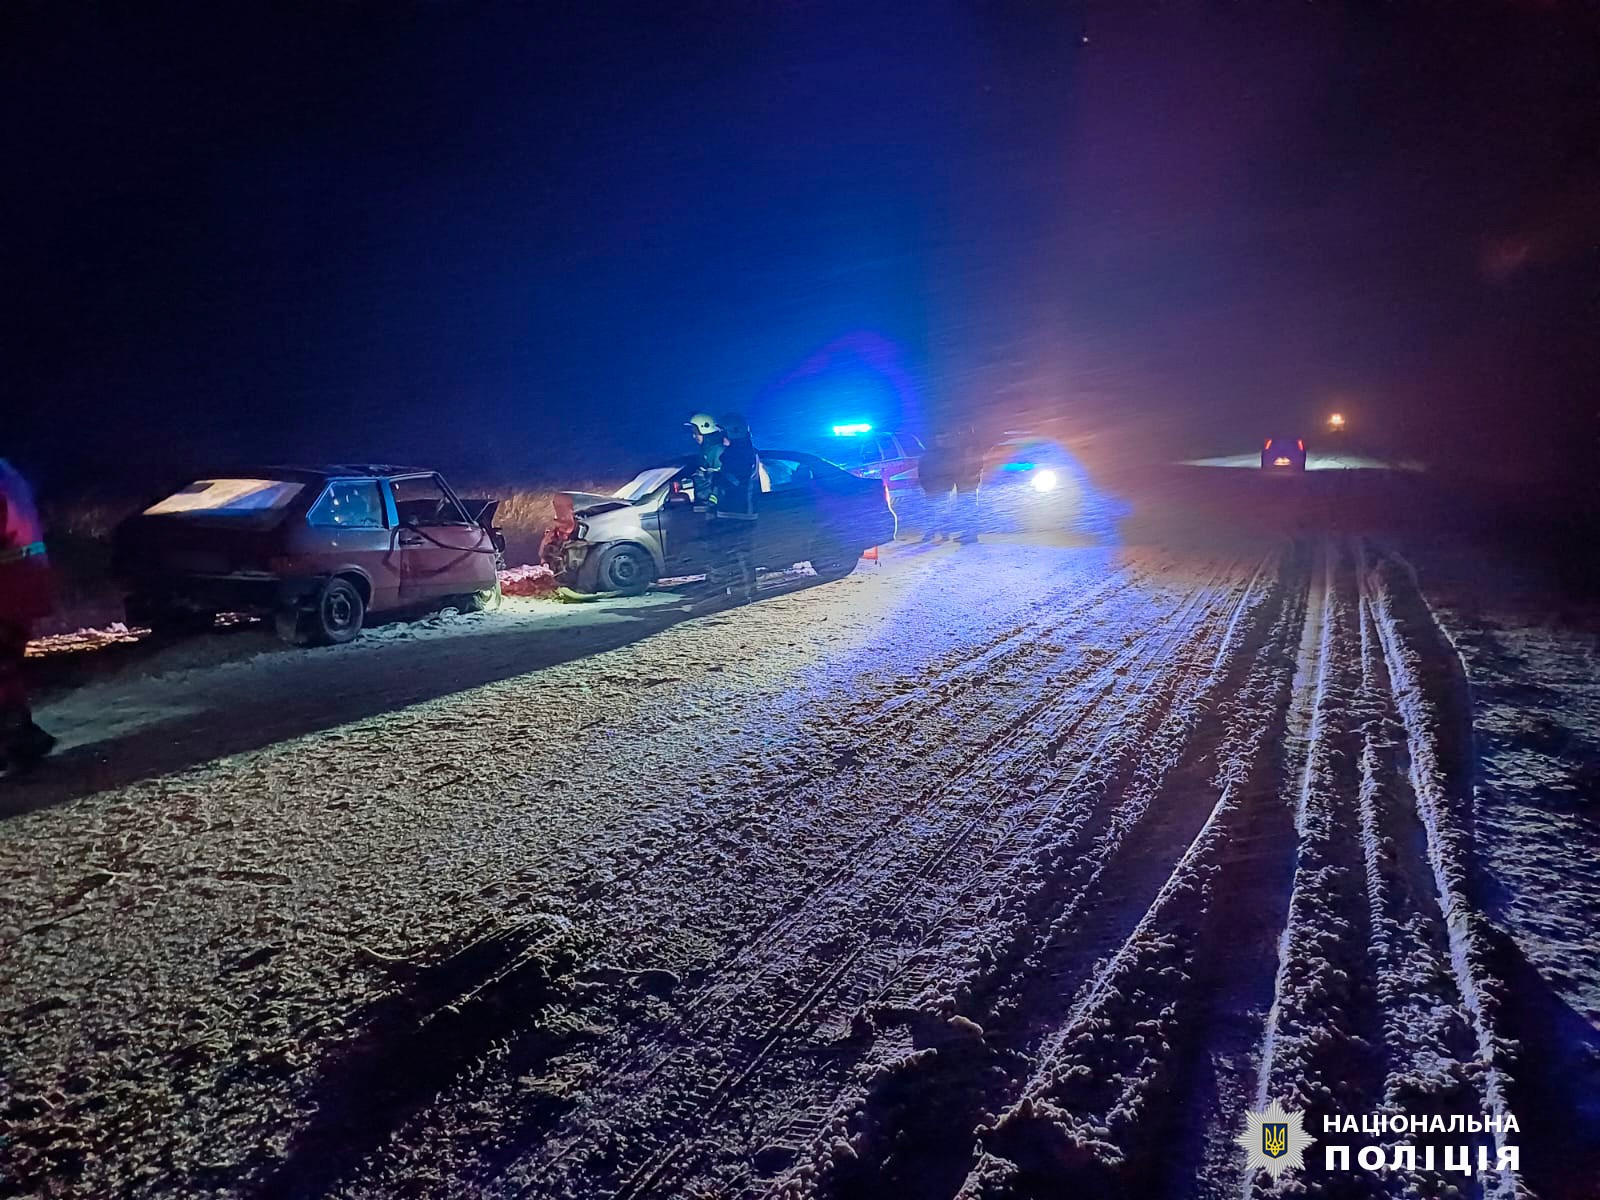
[1237,1099,1315,1180]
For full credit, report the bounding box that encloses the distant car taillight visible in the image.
[1265,438,1273,450]
[1297,439,1304,451]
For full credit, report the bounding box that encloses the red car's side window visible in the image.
[391,475,471,527]
[307,481,386,528]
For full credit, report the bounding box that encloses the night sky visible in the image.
[5,1,1596,488]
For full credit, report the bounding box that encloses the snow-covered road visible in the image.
[2,475,1596,1199]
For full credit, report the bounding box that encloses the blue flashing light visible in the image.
[832,422,873,436]
[1000,461,1035,471]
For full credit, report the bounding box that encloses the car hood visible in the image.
[556,491,636,519]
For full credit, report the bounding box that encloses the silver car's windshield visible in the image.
[612,466,681,503]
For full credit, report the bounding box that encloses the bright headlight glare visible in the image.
[1031,469,1059,493]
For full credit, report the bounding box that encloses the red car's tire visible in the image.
[278,577,366,646]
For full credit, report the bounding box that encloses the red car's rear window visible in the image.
[144,478,305,516]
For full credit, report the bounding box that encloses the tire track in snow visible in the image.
[662,567,1154,1025]
[581,569,1248,1200]
[895,538,1526,1200]
[837,571,1142,736]
[812,555,1269,1042]
[256,915,586,1200]
[1189,535,1529,1200]
[1352,550,1489,1192]
[584,566,1170,1043]
[1357,544,1520,1197]
[777,555,1286,1200]
[525,574,1128,932]
[951,540,1313,1199]
[528,564,1147,1009]
[1236,537,1386,1199]
[495,558,1265,1200]
[743,556,1276,1197]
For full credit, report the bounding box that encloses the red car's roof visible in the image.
[217,464,436,482]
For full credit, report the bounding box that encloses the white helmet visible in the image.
[685,412,721,436]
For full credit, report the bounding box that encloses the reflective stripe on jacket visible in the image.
[0,542,45,564]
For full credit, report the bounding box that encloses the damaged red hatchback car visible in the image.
[114,466,505,644]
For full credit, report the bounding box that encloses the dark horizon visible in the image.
[5,1,1597,490]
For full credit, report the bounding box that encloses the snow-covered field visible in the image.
[2,469,1596,1199]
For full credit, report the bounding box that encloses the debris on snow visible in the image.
[498,562,559,596]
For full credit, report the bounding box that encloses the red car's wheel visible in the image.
[278,577,366,646]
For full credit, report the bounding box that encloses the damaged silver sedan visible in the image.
[543,451,896,594]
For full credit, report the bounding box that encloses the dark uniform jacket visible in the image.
[711,437,760,519]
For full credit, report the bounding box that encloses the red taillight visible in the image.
[1297,439,1304,451]
[1265,439,1273,449]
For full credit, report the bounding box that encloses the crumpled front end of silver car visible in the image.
[554,496,665,590]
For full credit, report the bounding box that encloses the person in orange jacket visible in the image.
[0,458,56,771]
